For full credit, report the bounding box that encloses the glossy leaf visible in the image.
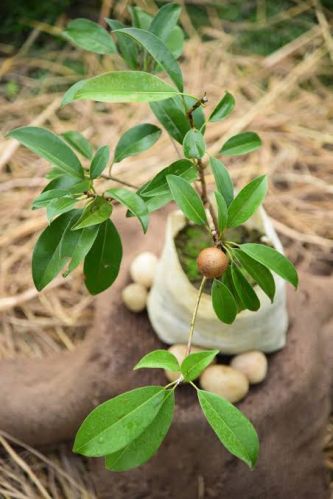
[105,19,138,69]
[63,225,99,277]
[114,124,161,163]
[32,189,69,210]
[105,390,174,471]
[106,188,148,232]
[167,175,207,225]
[222,266,244,313]
[63,18,116,54]
[90,145,110,179]
[114,28,183,91]
[215,191,228,233]
[181,350,219,382]
[42,175,82,193]
[84,219,122,294]
[130,6,152,30]
[220,131,262,156]
[150,95,204,144]
[183,129,205,159]
[231,264,260,311]
[134,350,180,372]
[140,192,171,214]
[227,175,267,228]
[72,196,112,230]
[62,131,93,159]
[47,197,77,222]
[32,210,81,290]
[240,243,298,288]
[165,25,184,59]
[73,386,166,457]
[140,159,196,198]
[197,389,259,468]
[233,249,275,302]
[62,71,181,106]
[211,279,237,324]
[68,179,91,194]
[209,157,234,206]
[149,3,181,42]
[8,127,84,178]
[209,92,235,122]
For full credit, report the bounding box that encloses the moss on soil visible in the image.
[175,223,263,290]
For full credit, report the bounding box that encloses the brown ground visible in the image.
[0,1,332,496]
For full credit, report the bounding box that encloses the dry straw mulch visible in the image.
[0,1,332,496]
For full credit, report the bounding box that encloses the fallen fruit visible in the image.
[230,351,268,384]
[122,283,148,312]
[197,247,229,279]
[200,364,249,403]
[130,251,158,288]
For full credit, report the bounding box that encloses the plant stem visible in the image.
[187,94,219,243]
[185,276,207,356]
[197,158,219,243]
[101,174,138,189]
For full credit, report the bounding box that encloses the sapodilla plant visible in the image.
[9,3,298,472]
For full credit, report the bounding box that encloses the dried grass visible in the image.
[0,0,332,495]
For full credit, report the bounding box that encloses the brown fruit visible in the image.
[197,247,229,279]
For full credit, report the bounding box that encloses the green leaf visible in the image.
[141,193,171,214]
[84,219,122,295]
[63,225,99,277]
[62,71,181,106]
[181,350,219,382]
[233,249,275,302]
[106,188,148,233]
[105,19,138,69]
[140,159,196,198]
[209,92,235,122]
[68,179,91,194]
[114,28,183,91]
[8,127,84,179]
[222,266,244,313]
[227,175,267,228]
[130,6,152,30]
[105,390,174,471]
[73,386,166,457]
[32,189,69,210]
[167,175,207,225]
[220,132,262,156]
[165,25,184,59]
[197,389,259,468]
[183,129,205,159]
[149,3,181,42]
[211,279,237,324]
[63,18,116,55]
[42,175,81,193]
[47,197,77,222]
[231,264,260,311]
[72,196,112,230]
[62,131,93,159]
[209,157,234,206]
[215,191,228,233]
[134,350,180,371]
[240,243,298,288]
[114,123,161,163]
[90,145,110,179]
[150,95,204,144]
[32,210,81,290]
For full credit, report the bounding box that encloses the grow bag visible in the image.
[147,208,288,353]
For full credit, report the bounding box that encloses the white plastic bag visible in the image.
[147,208,288,354]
